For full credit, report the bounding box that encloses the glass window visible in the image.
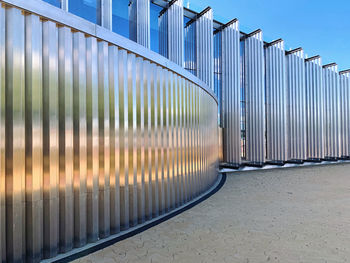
[69,0,100,24]
[150,3,164,53]
[112,0,130,39]
[184,18,196,76]
[43,0,61,8]
[184,16,191,26]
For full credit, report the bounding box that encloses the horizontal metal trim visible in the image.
[305,55,321,62]
[185,6,212,27]
[264,38,283,47]
[240,28,261,41]
[1,0,217,104]
[214,18,238,34]
[340,69,350,74]
[323,62,337,68]
[285,47,303,55]
[158,0,177,17]
[246,28,262,37]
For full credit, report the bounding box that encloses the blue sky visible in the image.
[186,0,350,71]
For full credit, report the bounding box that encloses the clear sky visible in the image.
[186,0,350,71]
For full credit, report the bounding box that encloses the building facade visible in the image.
[0,0,349,262]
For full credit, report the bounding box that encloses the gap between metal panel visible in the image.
[42,173,227,263]
[220,160,350,173]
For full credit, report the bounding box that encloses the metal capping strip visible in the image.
[0,0,218,104]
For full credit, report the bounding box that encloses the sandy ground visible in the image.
[74,163,350,263]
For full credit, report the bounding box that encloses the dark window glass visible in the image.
[112,0,130,39]
[150,3,164,53]
[184,16,191,26]
[43,0,61,8]
[69,0,99,24]
[184,21,196,76]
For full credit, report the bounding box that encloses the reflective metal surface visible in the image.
[0,3,219,262]
[323,64,340,158]
[305,56,324,160]
[243,30,265,165]
[129,0,150,48]
[339,71,350,157]
[286,48,307,161]
[184,7,214,90]
[218,20,241,165]
[159,0,184,66]
[265,40,287,162]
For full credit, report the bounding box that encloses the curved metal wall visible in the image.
[0,4,218,262]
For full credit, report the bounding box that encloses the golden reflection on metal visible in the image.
[0,4,219,262]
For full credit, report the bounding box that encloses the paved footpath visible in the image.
[75,163,350,263]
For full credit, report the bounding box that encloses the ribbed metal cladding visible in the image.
[219,20,241,165]
[305,56,324,160]
[159,0,184,66]
[286,48,307,161]
[265,39,287,163]
[0,4,219,262]
[243,30,265,165]
[129,0,150,48]
[323,63,341,159]
[196,8,214,90]
[339,70,350,157]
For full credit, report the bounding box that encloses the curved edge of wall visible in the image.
[43,173,225,263]
[0,1,219,262]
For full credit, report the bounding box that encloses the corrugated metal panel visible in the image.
[323,64,340,158]
[159,0,184,66]
[244,30,265,165]
[286,48,307,161]
[339,71,350,157]
[0,6,4,263]
[265,39,287,162]
[42,19,59,259]
[0,4,219,261]
[86,36,100,242]
[196,8,214,90]
[58,25,74,253]
[129,0,150,48]
[25,13,44,262]
[305,56,324,160]
[73,31,88,247]
[220,20,241,165]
